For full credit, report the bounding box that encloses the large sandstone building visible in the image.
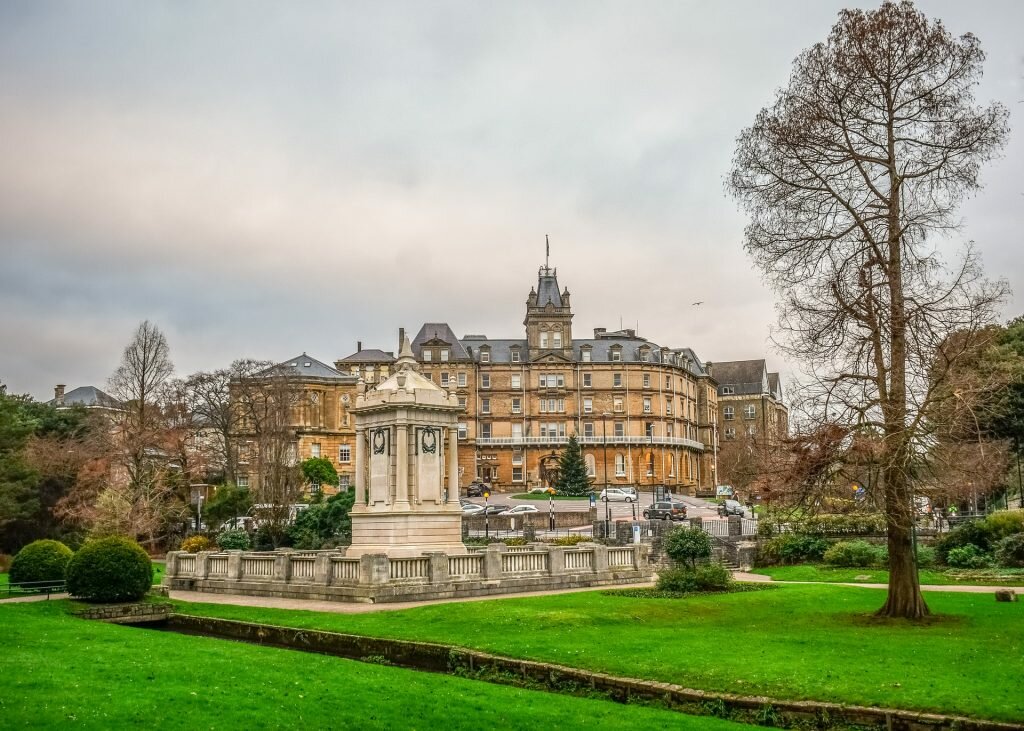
[232,262,789,499]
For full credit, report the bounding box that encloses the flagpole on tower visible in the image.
[545,234,550,270]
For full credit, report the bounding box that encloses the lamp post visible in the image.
[602,412,611,539]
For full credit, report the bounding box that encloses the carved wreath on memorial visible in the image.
[372,428,387,455]
[420,428,437,454]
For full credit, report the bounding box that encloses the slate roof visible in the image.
[337,348,395,364]
[457,335,708,376]
[264,353,353,381]
[712,359,770,396]
[536,269,563,308]
[412,323,471,360]
[48,386,123,410]
[767,372,783,400]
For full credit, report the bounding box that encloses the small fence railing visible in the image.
[448,554,483,577]
[331,558,360,582]
[177,555,197,575]
[563,550,593,571]
[502,551,549,573]
[389,557,430,581]
[607,548,634,567]
[700,520,730,537]
[741,518,758,536]
[291,557,316,580]
[242,556,274,579]
[208,556,228,576]
[2,579,67,599]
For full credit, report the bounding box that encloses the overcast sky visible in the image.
[2,0,1021,400]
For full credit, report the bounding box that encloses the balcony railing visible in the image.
[473,435,704,450]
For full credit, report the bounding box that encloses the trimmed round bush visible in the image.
[180,535,214,553]
[216,529,251,551]
[664,526,712,568]
[656,563,732,592]
[66,536,152,602]
[994,533,1024,568]
[693,562,732,590]
[9,540,73,585]
[823,540,884,568]
[946,544,990,569]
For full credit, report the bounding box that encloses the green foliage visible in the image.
[994,533,1024,568]
[946,544,991,569]
[0,553,11,573]
[216,529,251,551]
[780,513,887,537]
[550,534,592,546]
[654,563,733,593]
[286,491,355,549]
[9,539,73,584]
[66,536,152,602]
[759,534,829,565]
[502,537,528,546]
[984,510,1024,540]
[915,545,937,569]
[823,540,886,568]
[553,434,592,496]
[301,458,338,490]
[936,520,995,563]
[202,484,252,529]
[180,535,214,553]
[663,526,712,569]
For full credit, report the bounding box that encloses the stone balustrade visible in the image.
[164,543,650,604]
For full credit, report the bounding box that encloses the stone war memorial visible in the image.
[165,334,651,603]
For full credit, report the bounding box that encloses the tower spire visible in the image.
[545,234,550,271]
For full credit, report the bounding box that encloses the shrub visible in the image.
[787,514,887,536]
[759,534,829,565]
[985,510,1024,540]
[656,563,732,592]
[664,526,712,568]
[914,544,937,568]
[936,520,995,563]
[551,534,592,546]
[180,535,215,553]
[823,540,884,568]
[9,540,73,585]
[946,544,991,569]
[216,529,251,551]
[994,533,1024,568]
[502,537,528,546]
[66,536,152,602]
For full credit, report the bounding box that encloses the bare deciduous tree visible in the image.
[728,1,1010,618]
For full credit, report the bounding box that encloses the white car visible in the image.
[461,503,484,515]
[599,488,635,503]
[498,504,540,516]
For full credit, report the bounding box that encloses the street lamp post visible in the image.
[602,412,611,539]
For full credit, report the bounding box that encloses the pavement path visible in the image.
[731,571,1024,593]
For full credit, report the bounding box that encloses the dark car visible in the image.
[717,499,746,517]
[479,505,509,516]
[466,483,489,498]
[643,502,688,521]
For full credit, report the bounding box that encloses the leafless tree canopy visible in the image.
[728,1,1009,618]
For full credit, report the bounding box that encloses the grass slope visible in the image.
[751,564,1024,586]
[1,601,752,730]
[173,584,1024,722]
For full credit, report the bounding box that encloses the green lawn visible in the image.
[0,572,8,587]
[172,584,1024,723]
[0,601,752,730]
[751,564,1024,586]
[152,562,165,585]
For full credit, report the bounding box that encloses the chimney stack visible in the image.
[54,384,66,406]
[357,341,362,353]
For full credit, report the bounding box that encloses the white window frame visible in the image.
[440,372,450,387]
[440,349,449,362]
[511,349,520,363]
[581,349,592,363]
[458,372,467,387]
[511,374,521,389]
[614,454,626,477]
[512,397,521,414]
[481,397,491,414]
[745,404,756,419]
[583,397,593,414]
[582,373,592,388]
[613,373,623,387]
[422,350,432,362]
[723,406,735,420]
[458,422,468,439]
[613,397,624,413]
[480,350,490,363]
[540,332,549,348]
[480,374,490,389]
[338,445,351,463]
[311,443,321,458]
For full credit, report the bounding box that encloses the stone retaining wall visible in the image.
[164,615,1022,731]
[75,602,171,624]
[462,508,596,532]
[165,543,650,603]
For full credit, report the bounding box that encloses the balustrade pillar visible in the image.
[592,544,609,573]
[227,551,243,580]
[547,546,567,576]
[359,553,390,585]
[314,554,332,584]
[165,551,180,578]
[426,552,449,584]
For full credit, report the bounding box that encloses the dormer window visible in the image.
[581,347,591,363]
[611,347,622,362]
[423,350,433,362]
[440,349,449,362]
[510,347,520,363]
[639,348,650,363]
[480,347,490,363]
[722,386,735,395]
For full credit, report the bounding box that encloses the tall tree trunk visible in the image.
[878,464,929,618]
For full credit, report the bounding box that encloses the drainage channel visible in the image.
[120,613,1021,731]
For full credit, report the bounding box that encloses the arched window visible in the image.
[584,454,596,477]
[646,452,655,477]
[614,453,626,477]
[668,454,675,477]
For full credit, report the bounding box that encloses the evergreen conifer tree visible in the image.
[554,434,592,496]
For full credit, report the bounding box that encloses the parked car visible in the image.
[498,504,540,516]
[718,499,746,517]
[461,503,484,515]
[599,488,636,503]
[466,482,489,498]
[643,502,688,521]
[479,505,510,516]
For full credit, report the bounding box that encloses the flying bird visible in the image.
[692,301,704,306]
